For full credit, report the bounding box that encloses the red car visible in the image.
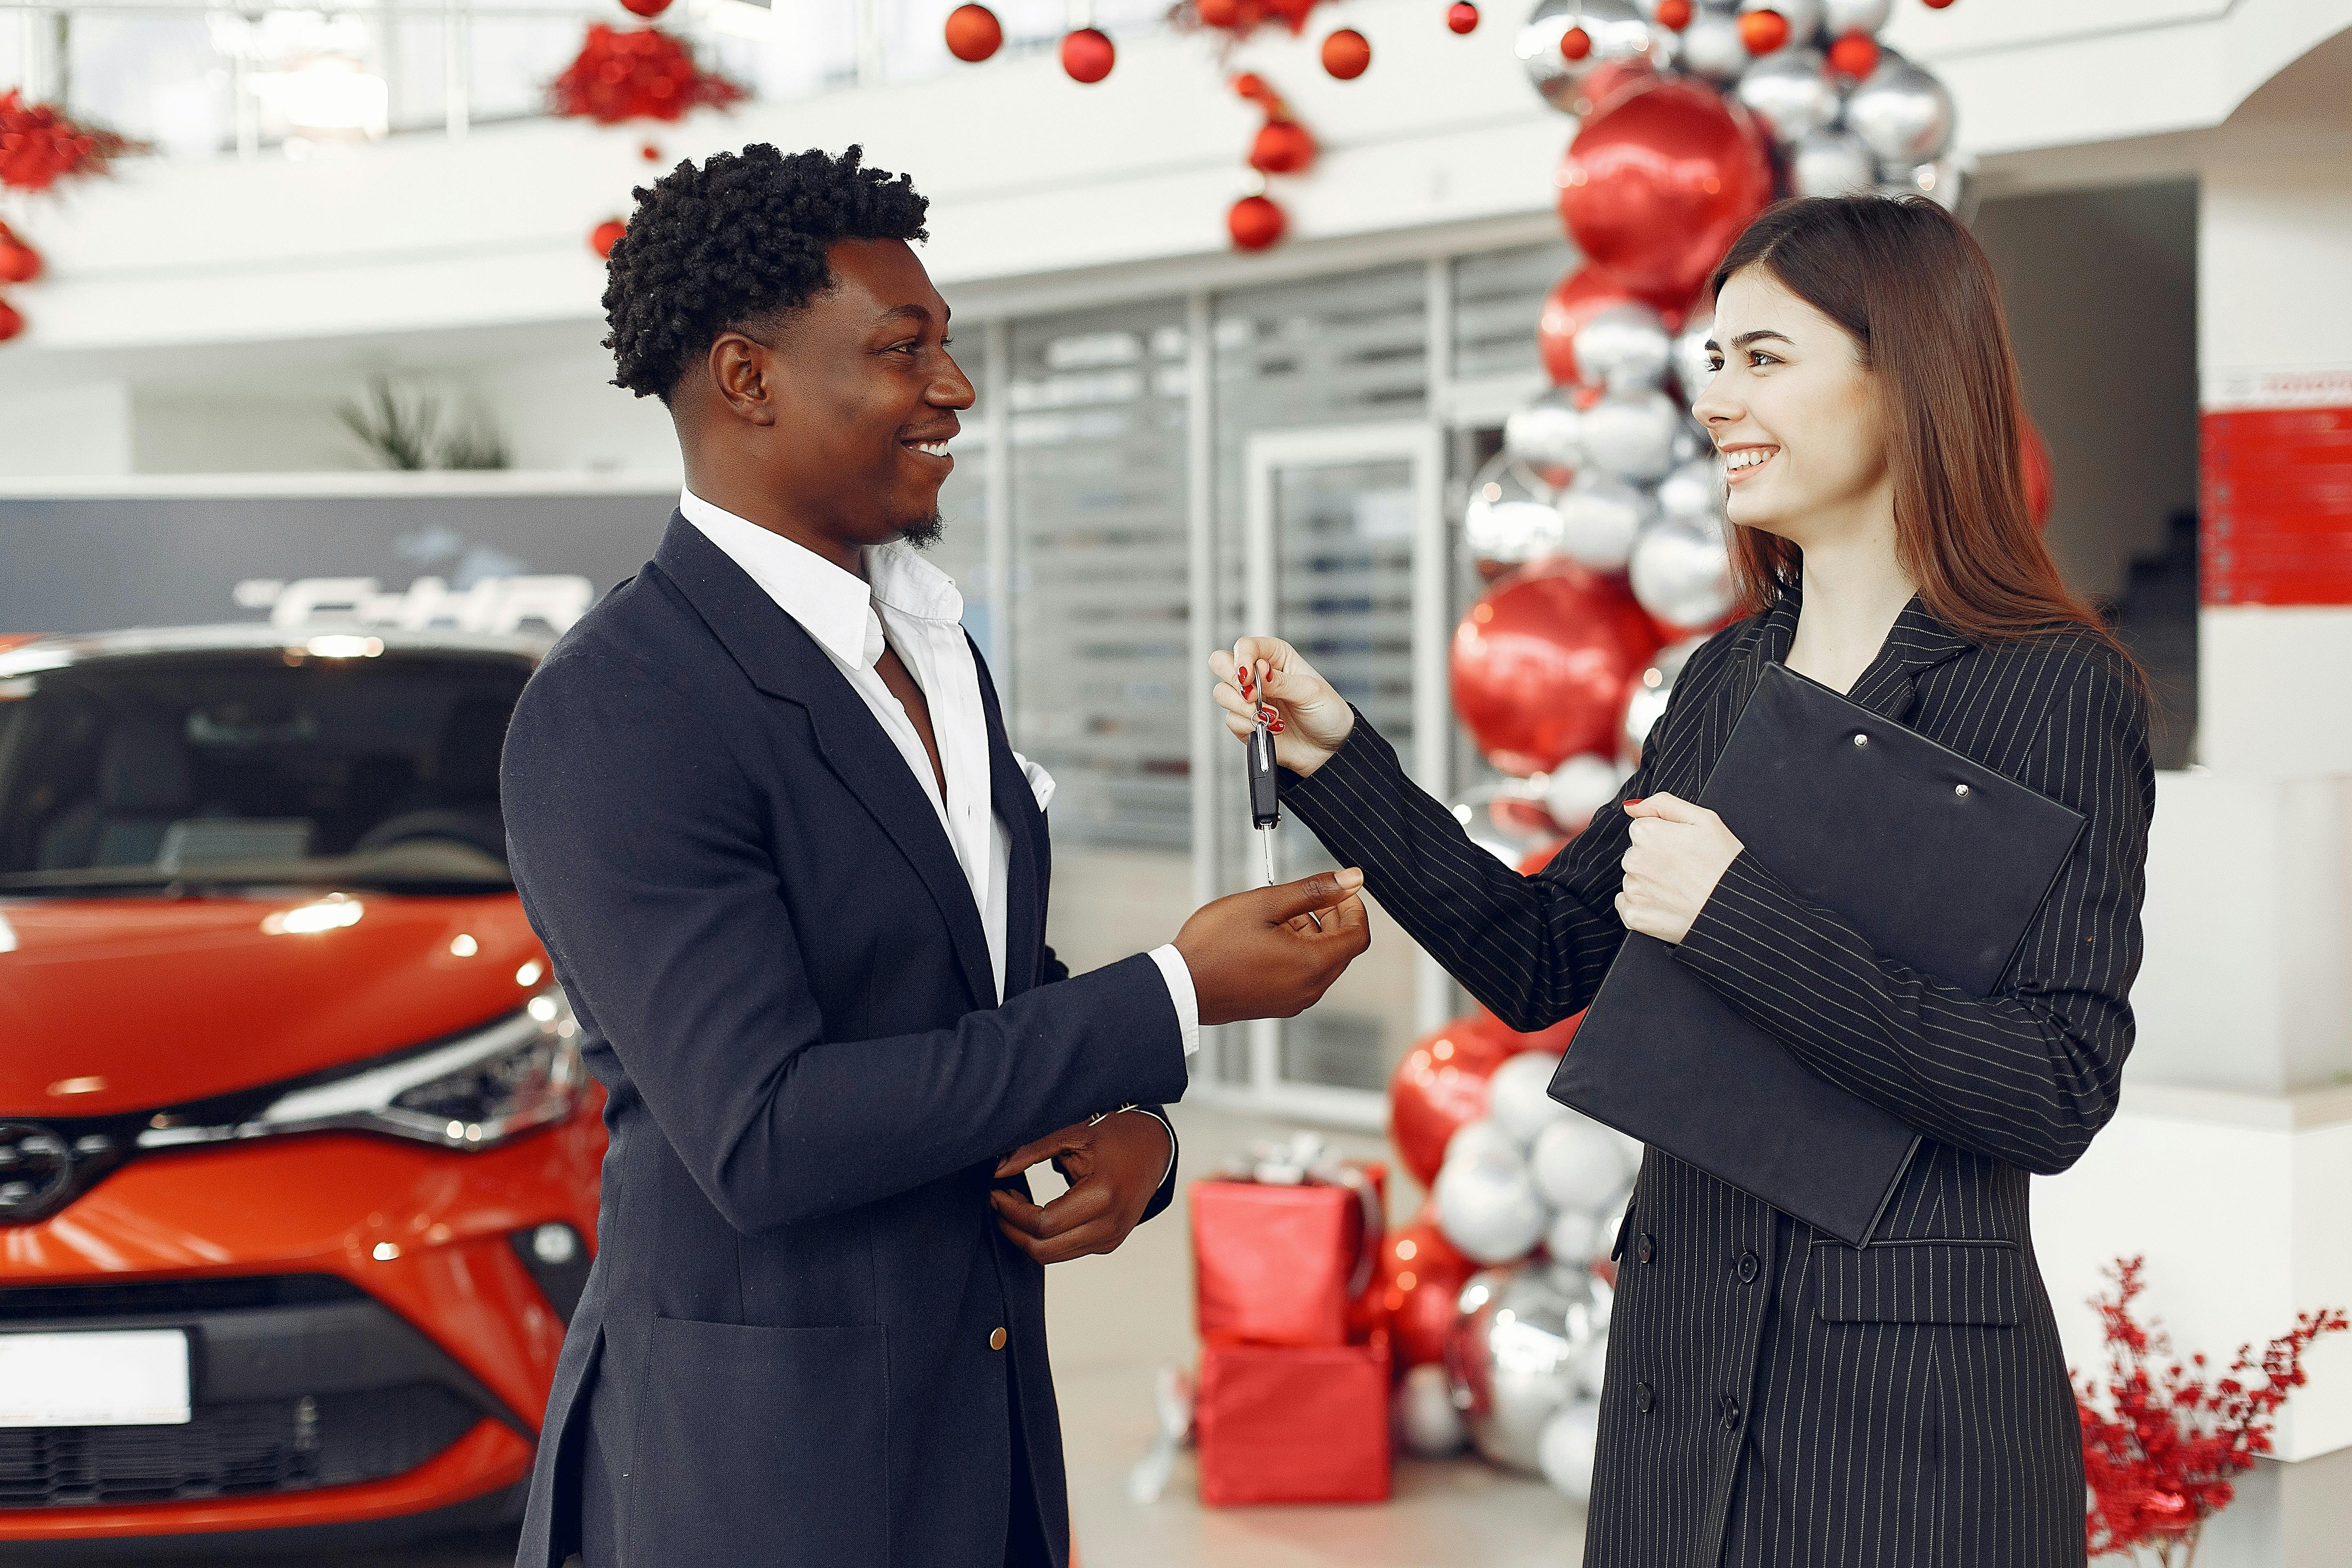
[0,626,603,1552]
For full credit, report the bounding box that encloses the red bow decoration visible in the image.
[549,25,747,125]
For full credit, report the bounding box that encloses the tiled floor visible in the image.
[56,1102,1584,1567]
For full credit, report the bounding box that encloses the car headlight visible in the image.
[140,991,584,1154]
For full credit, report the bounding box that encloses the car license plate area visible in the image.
[0,1329,192,1426]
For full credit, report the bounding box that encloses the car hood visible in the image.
[0,891,549,1117]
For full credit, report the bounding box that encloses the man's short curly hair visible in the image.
[601,143,930,402]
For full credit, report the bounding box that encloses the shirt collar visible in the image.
[678,490,966,671]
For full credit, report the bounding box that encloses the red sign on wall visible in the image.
[2201,404,2352,606]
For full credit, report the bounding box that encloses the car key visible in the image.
[1247,663,1321,931]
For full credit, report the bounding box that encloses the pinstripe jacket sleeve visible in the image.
[1670,642,2152,1176]
[1280,632,1740,1036]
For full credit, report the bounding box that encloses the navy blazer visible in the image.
[501,515,1189,1568]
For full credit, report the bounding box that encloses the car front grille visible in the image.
[0,1384,482,1509]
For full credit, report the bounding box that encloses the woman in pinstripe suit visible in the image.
[1211,197,2152,1566]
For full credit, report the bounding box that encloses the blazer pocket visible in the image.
[1812,1238,2023,1327]
[631,1318,889,1568]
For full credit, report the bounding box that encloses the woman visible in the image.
[1212,196,2151,1567]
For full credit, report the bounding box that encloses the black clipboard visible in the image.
[1546,662,2086,1245]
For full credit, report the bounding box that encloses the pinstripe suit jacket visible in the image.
[1282,588,2152,1568]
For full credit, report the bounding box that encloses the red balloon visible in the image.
[1516,839,1569,877]
[1827,29,1879,79]
[1446,2,1480,35]
[589,218,627,258]
[1535,263,1687,387]
[1060,25,1115,83]
[0,296,22,344]
[1372,1209,1477,1369]
[1321,27,1371,80]
[1738,8,1789,53]
[944,3,1003,62]
[1480,1003,1586,1058]
[1227,193,1286,251]
[617,0,672,16]
[1248,118,1316,174]
[1557,76,1773,314]
[1454,561,1664,777]
[2021,416,2054,530]
[1388,1013,1521,1186]
[0,235,39,285]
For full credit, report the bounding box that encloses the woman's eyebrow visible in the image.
[1726,329,1795,350]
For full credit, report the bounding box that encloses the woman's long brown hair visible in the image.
[1708,196,2136,668]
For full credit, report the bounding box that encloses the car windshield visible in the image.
[0,647,530,893]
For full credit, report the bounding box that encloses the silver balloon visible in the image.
[1735,47,1839,145]
[1518,0,1659,115]
[1394,1362,1470,1457]
[1571,302,1672,392]
[1631,512,1735,633]
[1791,126,1877,197]
[1678,7,1748,82]
[1538,1398,1604,1502]
[1451,776,1562,865]
[1844,54,1956,166]
[1504,390,1584,474]
[1541,752,1624,836]
[1670,307,1715,408]
[1464,452,1565,565]
[1447,1263,1615,1474]
[1740,0,1821,42]
[1557,471,1655,570]
[1546,1205,1604,1265]
[1531,1113,1637,1212]
[1434,1141,1549,1265]
[1656,453,1726,526]
[1578,389,1682,485]
[1822,0,1889,33]
[1488,1050,1570,1147]
[1619,636,1705,767]
[1670,414,1710,467]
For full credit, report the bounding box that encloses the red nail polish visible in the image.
[1625,797,1644,807]
[1271,721,1285,733]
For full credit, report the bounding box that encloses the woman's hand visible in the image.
[1209,637,1357,778]
[1615,793,1744,945]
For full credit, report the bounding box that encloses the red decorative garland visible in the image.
[0,89,138,193]
[549,24,746,125]
[2075,1256,2348,1561]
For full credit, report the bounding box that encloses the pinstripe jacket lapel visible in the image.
[1847,596,1975,724]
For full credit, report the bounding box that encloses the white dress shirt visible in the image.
[678,490,1202,1080]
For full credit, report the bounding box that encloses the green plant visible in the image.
[337,375,510,471]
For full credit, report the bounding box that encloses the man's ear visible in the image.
[707,331,777,427]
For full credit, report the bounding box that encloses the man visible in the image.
[501,144,1369,1568]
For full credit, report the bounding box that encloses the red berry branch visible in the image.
[2074,1256,2348,1564]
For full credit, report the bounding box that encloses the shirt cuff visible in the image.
[1146,943,1200,1058]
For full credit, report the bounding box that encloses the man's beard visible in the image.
[895,512,945,550]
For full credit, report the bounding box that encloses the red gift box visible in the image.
[1196,1336,1393,1506]
[1192,1161,1385,1348]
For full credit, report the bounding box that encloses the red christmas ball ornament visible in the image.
[0,233,40,285]
[1453,560,1664,776]
[944,4,1003,63]
[1388,1013,1523,1186]
[1060,26,1115,83]
[1516,839,1569,877]
[1922,0,1956,7]
[1228,193,1287,251]
[590,218,627,258]
[1321,27,1372,80]
[1248,118,1316,175]
[1738,7,1790,53]
[1198,0,1244,26]
[1559,24,1592,60]
[0,296,22,343]
[1446,2,1480,35]
[1654,0,1693,28]
[1556,76,1775,313]
[2021,416,2054,530]
[1827,29,1879,78]
[639,141,662,161]
[1373,1210,1478,1369]
[1480,1002,1586,1058]
[617,0,671,16]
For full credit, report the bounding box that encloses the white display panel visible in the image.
[0,1330,192,1428]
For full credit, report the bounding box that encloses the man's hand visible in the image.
[1174,869,1372,1026]
[991,1112,1174,1265]
[1615,793,1744,945]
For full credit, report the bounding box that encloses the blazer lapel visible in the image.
[1845,596,1973,724]
[974,641,1044,1001]
[651,514,998,1010]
